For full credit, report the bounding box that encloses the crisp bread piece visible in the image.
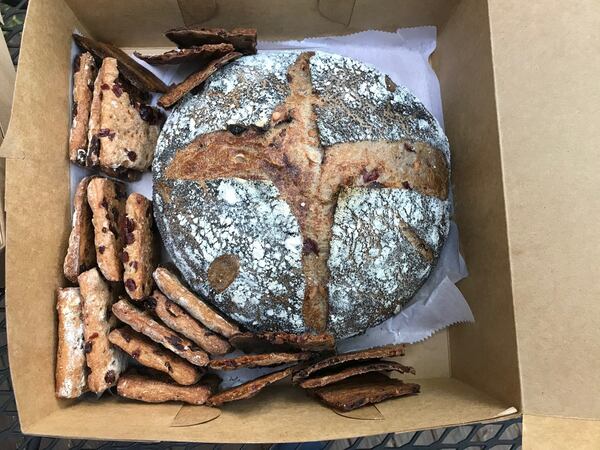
[123,193,155,299]
[73,34,167,93]
[153,268,239,338]
[78,268,126,393]
[206,366,293,406]
[69,52,97,165]
[117,372,215,405]
[297,360,415,389]
[208,352,312,371]
[165,27,257,55]
[87,177,126,281]
[88,57,164,176]
[292,345,406,381]
[146,290,231,355]
[64,176,97,283]
[108,327,202,385]
[158,52,242,108]
[310,372,420,412]
[111,298,209,366]
[55,288,87,398]
[134,43,234,66]
[229,332,335,353]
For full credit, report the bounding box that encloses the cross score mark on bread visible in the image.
[159,53,448,332]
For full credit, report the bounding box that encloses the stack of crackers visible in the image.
[57,26,420,413]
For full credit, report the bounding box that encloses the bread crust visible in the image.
[108,327,202,385]
[146,290,231,355]
[55,288,87,398]
[64,176,96,283]
[78,268,126,393]
[111,298,209,366]
[123,193,154,299]
[87,177,126,281]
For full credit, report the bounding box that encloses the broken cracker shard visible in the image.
[73,33,168,93]
[310,372,420,412]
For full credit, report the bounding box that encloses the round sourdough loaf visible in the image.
[153,51,450,338]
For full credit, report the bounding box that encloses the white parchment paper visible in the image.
[70,29,473,384]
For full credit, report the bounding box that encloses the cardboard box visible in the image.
[1,0,599,445]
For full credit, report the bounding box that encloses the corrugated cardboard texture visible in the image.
[488,0,600,420]
[523,416,600,450]
[28,379,510,443]
[434,0,521,409]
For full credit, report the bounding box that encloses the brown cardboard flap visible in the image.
[332,405,384,421]
[5,157,70,429]
[434,0,521,409]
[25,379,512,443]
[0,0,83,161]
[523,415,600,450]
[171,405,221,427]
[487,0,600,420]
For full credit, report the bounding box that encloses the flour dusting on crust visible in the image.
[328,188,450,337]
[309,52,449,161]
[154,51,300,177]
[154,178,306,333]
[154,50,451,337]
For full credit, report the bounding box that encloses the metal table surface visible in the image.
[0,1,521,447]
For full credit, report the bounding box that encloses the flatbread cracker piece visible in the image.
[165,27,257,55]
[208,352,312,371]
[310,372,420,412]
[207,367,293,406]
[73,33,168,92]
[293,344,406,381]
[298,360,415,389]
[158,52,242,108]
[229,332,335,353]
[133,43,234,65]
